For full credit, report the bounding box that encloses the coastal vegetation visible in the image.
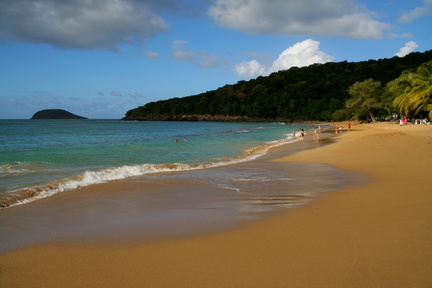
[345,79,382,123]
[340,59,432,122]
[388,60,432,119]
[123,50,432,122]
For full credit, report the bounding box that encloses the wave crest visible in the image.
[0,136,299,209]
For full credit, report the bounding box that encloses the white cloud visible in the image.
[0,0,213,50]
[399,0,432,23]
[208,0,389,39]
[234,39,334,79]
[171,40,219,67]
[395,41,419,57]
[270,39,335,72]
[0,0,171,50]
[233,60,267,80]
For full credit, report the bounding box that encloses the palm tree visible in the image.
[390,60,432,119]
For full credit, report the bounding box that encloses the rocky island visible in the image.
[31,109,88,120]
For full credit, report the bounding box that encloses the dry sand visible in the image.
[1,122,431,287]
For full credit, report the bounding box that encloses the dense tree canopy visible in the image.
[123,50,432,121]
[346,79,382,123]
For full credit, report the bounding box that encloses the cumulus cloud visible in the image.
[233,60,267,80]
[270,39,335,72]
[171,40,218,67]
[399,0,432,23]
[208,0,389,39]
[234,39,334,79]
[0,0,174,50]
[395,41,419,57]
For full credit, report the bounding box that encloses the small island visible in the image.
[31,109,88,120]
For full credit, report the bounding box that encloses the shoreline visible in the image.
[1,122,431,287]
[0,121,330,210]
[0,124,346,252]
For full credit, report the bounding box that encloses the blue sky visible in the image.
[0,0,431,119]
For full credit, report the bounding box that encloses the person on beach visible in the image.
[335,124,339,134]
[292,130,296,138]
[347,121,352,132]
[314,128,319,141]
[300,129,305,142]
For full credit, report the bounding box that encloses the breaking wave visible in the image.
[0,136,299,209]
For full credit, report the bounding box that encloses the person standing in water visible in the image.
[314,127,319,141]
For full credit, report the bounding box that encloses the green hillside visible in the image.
[123,50,432,122]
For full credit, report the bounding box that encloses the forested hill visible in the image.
[123,50,432,122]
[31,109,88,119]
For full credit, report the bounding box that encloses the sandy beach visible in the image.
[1,122,431,287]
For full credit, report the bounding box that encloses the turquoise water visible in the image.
[0,119,306,208]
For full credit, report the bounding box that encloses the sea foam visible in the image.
[0,136,300,209]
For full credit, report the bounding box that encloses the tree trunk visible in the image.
[367,106,377,123]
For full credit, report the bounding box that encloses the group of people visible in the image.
[295,122,352,142]
[177,122,355,144]
[174,137,188,143]
[335,122,352,134]
[293,124,323,142]
[400,116,431,125]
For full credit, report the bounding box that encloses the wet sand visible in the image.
[1,122,432,287]
[0,127,349,252]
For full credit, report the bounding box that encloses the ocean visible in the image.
[0,119,310,209]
